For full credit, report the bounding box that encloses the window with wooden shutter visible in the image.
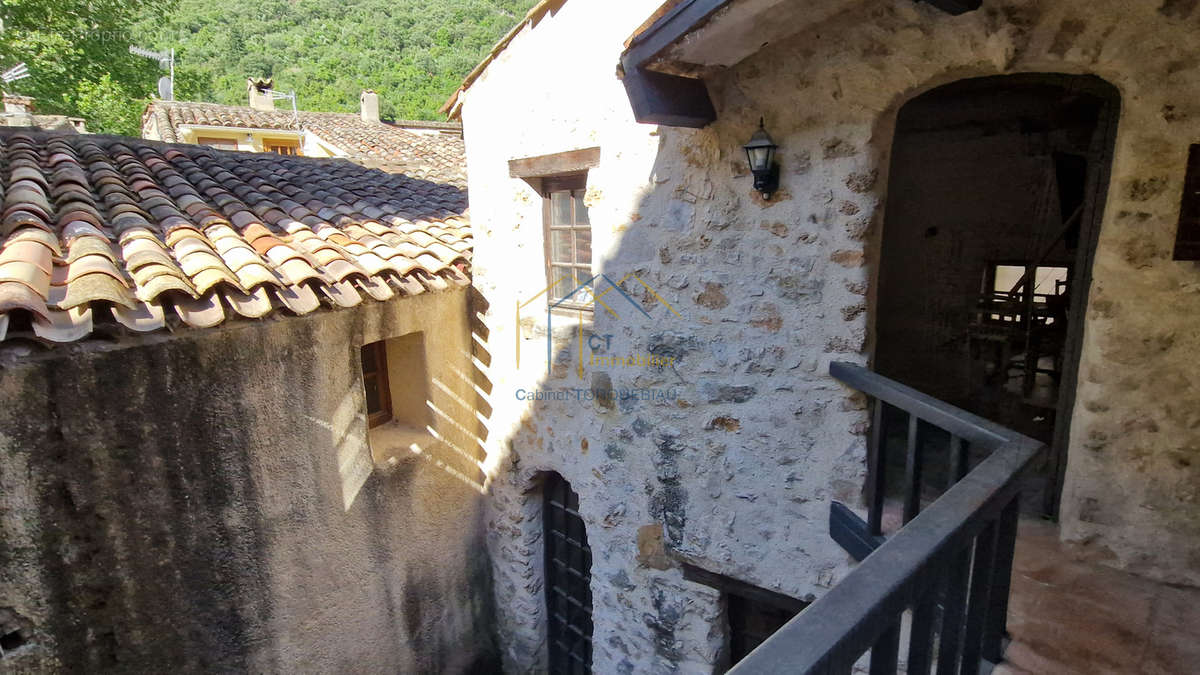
[360,340,392,428]
[266,141,300,156]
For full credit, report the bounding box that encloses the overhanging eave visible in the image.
[618,0,731,128]
[618,0,983,128]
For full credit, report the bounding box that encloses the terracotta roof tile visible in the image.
[0,129,471,344]
[145,101,466,186]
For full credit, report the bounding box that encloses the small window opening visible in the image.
[986,264,1070,323]
[361,340,393,428]
[361,333,433,464]
[360,333,430,431]
[543,174,592,310]
[727,595,797,664]
[266,141,300,156]
[681,564,808,669]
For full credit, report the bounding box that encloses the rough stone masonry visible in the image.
[460,0,1200,672]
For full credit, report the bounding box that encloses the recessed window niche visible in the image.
[360,331,434,464]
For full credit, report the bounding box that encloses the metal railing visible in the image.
[730,362,1044,675]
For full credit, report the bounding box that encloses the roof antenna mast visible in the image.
[129,45,175,100]
[1,62,30,92]
[263,88,300,127]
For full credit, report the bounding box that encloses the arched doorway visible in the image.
[874,74,1120,515]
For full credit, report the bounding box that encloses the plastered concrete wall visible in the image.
[0,288,497,672]
[461,0,1200,670]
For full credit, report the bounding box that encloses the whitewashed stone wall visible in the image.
[462,0,1200,671]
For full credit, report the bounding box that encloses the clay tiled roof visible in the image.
[300,112,466,185]
[0,129,471,344]
[146,101,467,186]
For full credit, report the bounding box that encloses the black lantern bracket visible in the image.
[743,117,780,199]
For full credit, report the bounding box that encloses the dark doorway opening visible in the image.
[543,472,593,674]
[874,74,1120,516]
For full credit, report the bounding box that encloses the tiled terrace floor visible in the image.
[996,519,1200,675]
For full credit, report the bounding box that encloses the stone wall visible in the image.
[462,1,868,672]
[460,0,1200,671]
[0,288,497,672]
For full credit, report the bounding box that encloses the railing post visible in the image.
[948,434,969,487]
[960,520,998,675]
[935,546,971,675]
[907,584,940,675]
[903,414,923,523]
[983,496,1020,663]
[867,399,887,536]
[869,620,901,675]
[728,363,1048,675]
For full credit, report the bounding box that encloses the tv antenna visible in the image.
[129,45,174,100]
[2,62,30,88]
[262,88,299,126]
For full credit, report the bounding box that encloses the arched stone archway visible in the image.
[873,73,1120,515]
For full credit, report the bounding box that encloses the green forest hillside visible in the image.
[0,0,535,135]
[137,0,536,120]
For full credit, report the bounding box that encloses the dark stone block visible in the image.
[704,384,757,403]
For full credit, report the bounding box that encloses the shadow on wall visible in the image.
[416,286,495,491]
[469,63,1135,673]
[356,285,496,497]
[468,103,854,667]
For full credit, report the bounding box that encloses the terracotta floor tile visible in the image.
[1011,595,1148,670]
[1150,584,1200,631]
[1140,632,1200,675]
[997,519,1200,675]
[1002,636,1101,675]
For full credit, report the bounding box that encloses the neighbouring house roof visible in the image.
[0,129,471,344]
[440,0,568,118]
[144,100,467,186]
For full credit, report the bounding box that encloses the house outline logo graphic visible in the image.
[516,272,681,376]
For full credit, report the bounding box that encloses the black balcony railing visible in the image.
[730,362,1044,675]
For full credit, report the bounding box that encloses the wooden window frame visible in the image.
[361,341,392,428]
[509,147,601,180]
[986,261,1072,298]
[266,141,300,156]
[542,173,592,312]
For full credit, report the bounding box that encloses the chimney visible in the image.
[247,77,275,111]
[360,90,380,123]
[3,94,34,114]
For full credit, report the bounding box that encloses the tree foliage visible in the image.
[0,0,533,134]
[0,0,166,134]
[133,0,535,121]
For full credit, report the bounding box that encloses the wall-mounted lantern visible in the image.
[743,117,779,199]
